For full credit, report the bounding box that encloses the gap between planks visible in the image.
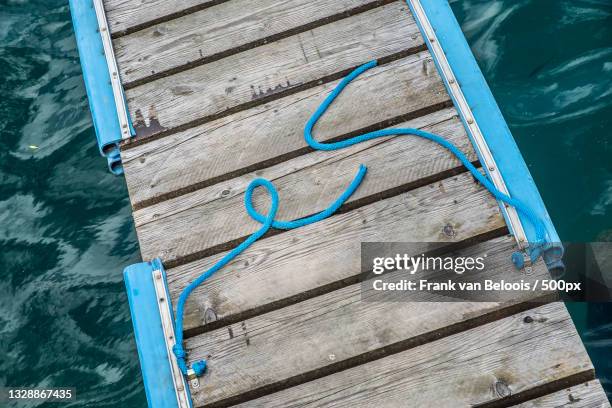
[105,0,229,38]
[219,302,591,408]
[131,109,479,268]
[120,1,425,144]
[167,171,507,335]
[183,237,553,407]
[512,380,610,408]
[122,55,450,210]
[113,0,399,86]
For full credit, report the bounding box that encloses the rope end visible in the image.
[192,360,207,376]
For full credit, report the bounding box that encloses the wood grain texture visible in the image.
[104,0,218,36]
[133,109,478,265]
[515,381,610,407]
[113,0,392,85]
[184,237,552,406]
[229,303,591,408]
[121,55,449,208]
[123,2,424,138]
[168,172,505,333]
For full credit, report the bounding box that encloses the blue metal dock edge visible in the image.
[124,259,193,408]
[405,0,563,268]
[69,0,134,175]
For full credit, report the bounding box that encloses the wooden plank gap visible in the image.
[122,2,426,144]
[159,162,476,270]
[225,303,592,408]
[182,226,508,338]
[194,297,558,408]
[130,100,453,211]
[108,0,231,38]
[117,0,400,87]
[121,45,426,148]
[514,380,610,407]
[474,370,597,408]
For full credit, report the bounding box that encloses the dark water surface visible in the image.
[451,0,612,398]
[0,0,610,405]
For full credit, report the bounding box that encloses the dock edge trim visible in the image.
[124,259,193,408]
[405,0,562,266]
[69,0,134,175]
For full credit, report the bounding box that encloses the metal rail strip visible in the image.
[93,0,131,141]
[407,0,528,246]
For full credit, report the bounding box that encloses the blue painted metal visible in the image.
[405,0,563,269]
[124,259,193,408]
[68,0,132,175]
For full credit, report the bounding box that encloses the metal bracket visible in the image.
[152,269,192,408]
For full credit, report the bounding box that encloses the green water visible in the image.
[0,0,610,405]
[451,0,612,397]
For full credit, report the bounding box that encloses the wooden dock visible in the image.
[93,0,609,406]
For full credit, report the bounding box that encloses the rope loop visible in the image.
[172,168,367,377]
[170,59,549,379]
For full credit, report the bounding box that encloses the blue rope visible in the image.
[172,167,367,376]
[305,60,548,246]
[171,59,549,379]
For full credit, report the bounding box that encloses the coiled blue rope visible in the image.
[172,167,367,377]
[172,59,548,379]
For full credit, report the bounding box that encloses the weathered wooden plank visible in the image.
[515,381,610,407]
[229,303,591,408]
[104,0,215,36]
[185,236,547,405]
[121,55,449,208]
[168,171,505,332]
[123,2,424,138]
[114,0,395,86]
[133,109,478,265]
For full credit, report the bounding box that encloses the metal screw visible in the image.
[467,118,474,124]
